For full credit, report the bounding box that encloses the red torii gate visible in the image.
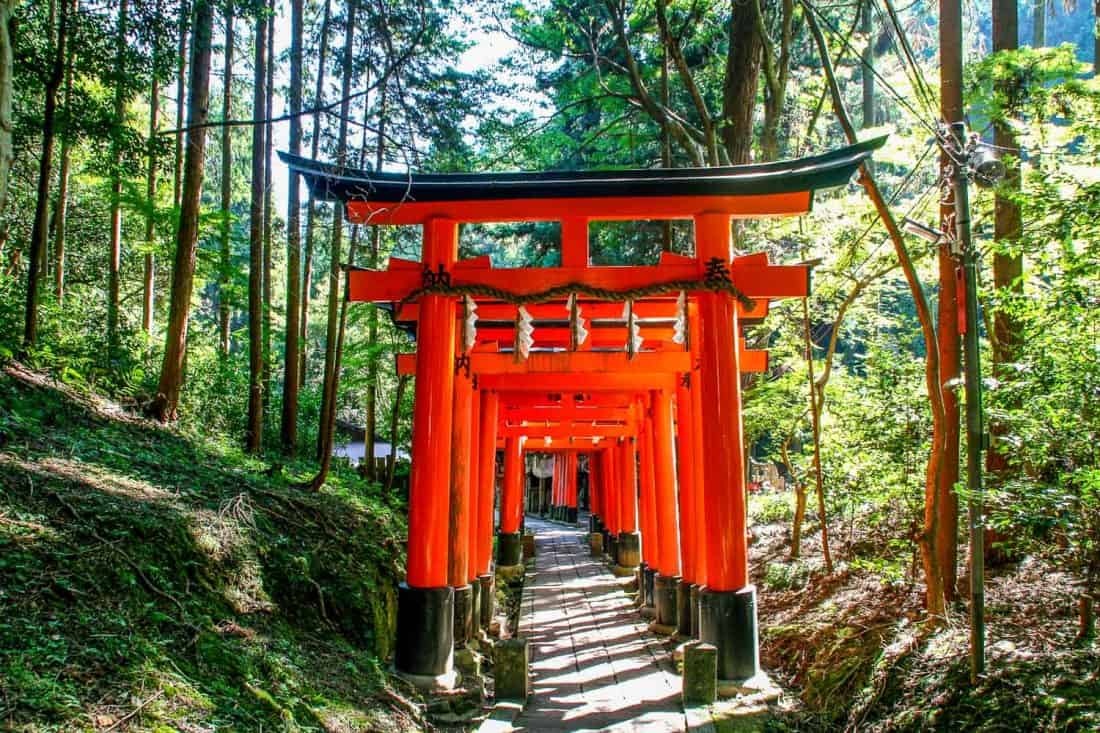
[283,137,881,689]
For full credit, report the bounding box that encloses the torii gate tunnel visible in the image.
[284,137,882,688]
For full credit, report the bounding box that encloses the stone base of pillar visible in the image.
[616,531,641,569]
[478,574,494,630]
[589,532,604,557]
[699,585,760,682]
[589,514,601,533]
[395,583,455,685]
[690,583,701,636]
[469,581,481,640]
[643,566,657,610]
[496,531,522,566]
[606,534,619,564]
[452,584,473,648]
[676,580,694,637]
[566,507,578,524]
[655,573,681,628]
[635,564,646,606]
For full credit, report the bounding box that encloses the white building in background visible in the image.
[334,440,410,467]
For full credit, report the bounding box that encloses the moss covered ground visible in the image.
[0,363,422,732]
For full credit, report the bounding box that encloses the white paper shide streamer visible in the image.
[672,290,687,345]
[623,300,643,355]
[567,293,588,349]
[463,295,478,352]
[516,305,535,359]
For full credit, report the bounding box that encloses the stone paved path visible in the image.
[510,516,688,732]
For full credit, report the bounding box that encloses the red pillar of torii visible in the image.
[282,138,880,687]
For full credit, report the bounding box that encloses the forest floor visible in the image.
[748,493,1100,731]
[2,359,1098,732]
[0,362,425,732]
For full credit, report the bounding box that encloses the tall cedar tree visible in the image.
[23,0,71,351]
[218,2,234,356]
[314,0,355,469]
[0,0,15,212]
[989,0,1024,476]
[280,0,304,452]
[246,5,267,452]
[142,0,162,334]
[173,1,189,206]
[107,0,131,355]
[262,1,275,410]
[53,14,77,305]
[364,87,386,482]
[151,0,215,422]
[300,0,333,387]
[862,0,874,127]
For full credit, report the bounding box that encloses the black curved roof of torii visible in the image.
[279,136,886,204]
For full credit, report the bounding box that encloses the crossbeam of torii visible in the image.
[281,136,883,689]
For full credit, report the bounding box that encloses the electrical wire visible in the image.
[802,0,959,160]
[814,138,939,302]
[870,0,940,124]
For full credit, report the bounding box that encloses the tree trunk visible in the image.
[364,87,386,482]
[315,0,356,462]
[107,0,131,356]
[783,424,809,556]
[804,296,833,573]
[280,0,304,453]
[142,39,160,335]
[804,5,948,619]
[262,1,274,411]
[53,30,76,306]
[720,0,763,166]
[1032,0,1045,46]
[659,39,673,250]
[938,0,964,603]
[0,0,15,213]
[861,0,875,128]
[385,375,411,494]
[217,1,233,356]
[300,0,333,387]
[989,0,1023,476]
[151,0,214,422]
[23,0,70,352]
[246,6,267,453]
[173,0,190,208]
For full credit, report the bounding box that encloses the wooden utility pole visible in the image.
[938,0,963,603]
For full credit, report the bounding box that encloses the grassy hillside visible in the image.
[0,362,421,732]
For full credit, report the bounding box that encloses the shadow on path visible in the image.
[512,517,688,732]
